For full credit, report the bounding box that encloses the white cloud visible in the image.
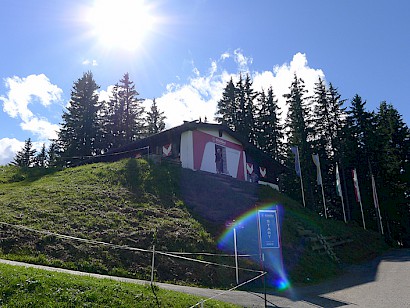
[97,85,115,102]
[1,74,62,121]
[156,51,325,128]
[82,59,98,66]
[0,138,23,166]
[20,118,60,140]
[0,74,63,139]
[234,49,252,73]
[253,52,325,120]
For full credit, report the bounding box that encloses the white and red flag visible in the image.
[352,168,361,203]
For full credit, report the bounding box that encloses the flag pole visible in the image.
[319,169,328,219]
[371,174,384,235]
[292,146,306,208]
[358,196,366,230]
[299,166,307,209]
[320,179,327,219]
[340,191,347,223]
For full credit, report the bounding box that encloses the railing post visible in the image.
[151,244,155,284]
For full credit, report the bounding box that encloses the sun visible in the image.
[87,0,156,51]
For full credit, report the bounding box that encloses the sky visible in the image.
[1,0,409,165]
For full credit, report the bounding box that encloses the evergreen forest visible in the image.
[12,71,410,248]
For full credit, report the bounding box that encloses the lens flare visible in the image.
[217,203,291,290]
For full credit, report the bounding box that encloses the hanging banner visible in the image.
[290,146,301,177]
[312,154,322,185]
[352,169,362,203]
[335,163,342,197]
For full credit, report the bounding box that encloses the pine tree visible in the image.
[105,73,145,148]
[12,138,36,167]
[255,87,283,162]
[58,71,101,165]
[242,74,258,145]
[100,84,120,151]
[47,141,60,167]
[373,102,410,244]
[342,94,375,225]
[311,78,348,219]
[35,143,47,167]
[345,95,374,163]
[326,83,349,219]
[235,74,246,136]
[119,73,145,143]
[282,74,316,211]
[215,78,237,131]
[146,98,166,136]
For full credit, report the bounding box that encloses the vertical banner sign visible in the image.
[258,210,280,249]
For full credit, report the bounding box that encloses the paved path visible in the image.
[1,249,410,307]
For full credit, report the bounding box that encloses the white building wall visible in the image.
[197,128,242,145]
[180,131,194,169]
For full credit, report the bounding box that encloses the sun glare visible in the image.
[88,0,156,51]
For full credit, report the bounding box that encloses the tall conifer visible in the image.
[12,138,36,168]
[146,99,166,136]
[256,87,283,161]
[58,71,101,165]
[283,74,316,211]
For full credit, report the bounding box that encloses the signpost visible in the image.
[258,209,280,249]
[257,208,280,308]
[226,220,243,285]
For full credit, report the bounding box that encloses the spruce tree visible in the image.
[119,73,145,143]
[100,84,120,151]
[12,138,36,167]
[215,78,237,131]
[146,98,166,135]
[326,83,349,219]
[35,143,47,167]
[105,73,145,148]
[373,102,410,244]
[342,94,375,225]
[242,74,258,145]
[311,78,348,219]
[47,141,60,167]
[282,74,316,211]
[256,87,283,162]
[58,71,101,165]
[235,74,246,136]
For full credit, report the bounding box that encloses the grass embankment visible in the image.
[0,160,389,290]
[0,263,237,307]
[0,160,221,286]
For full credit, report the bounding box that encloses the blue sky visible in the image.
[1,0,409,165]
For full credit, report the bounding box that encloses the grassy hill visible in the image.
[0,159,389,289]
[0,263,237,307]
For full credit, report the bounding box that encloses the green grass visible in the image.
[0,263,238,307]
[0,160,389,289]
[0,160,218,285]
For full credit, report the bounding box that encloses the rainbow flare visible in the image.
[217,202,291,291]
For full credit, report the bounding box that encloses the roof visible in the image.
[91,120,287,174]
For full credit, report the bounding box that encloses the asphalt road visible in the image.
[1,249,409,307]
